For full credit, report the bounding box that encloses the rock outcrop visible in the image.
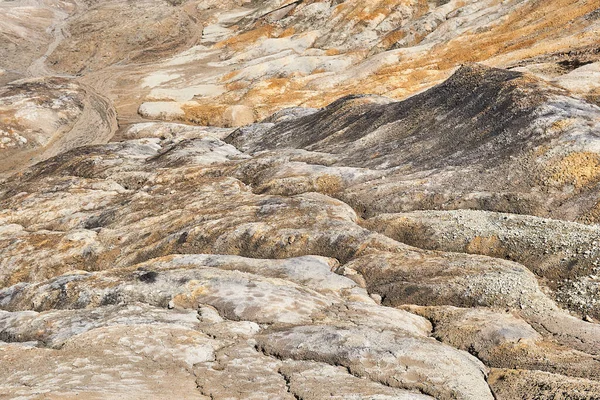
[2,0,600,398]
[228,65,600,223]
[0,77,117,176]
[0,64,599,398]
[4,0,600,127]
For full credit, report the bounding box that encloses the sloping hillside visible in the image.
[1,0,600,399]
[1,64,600,398]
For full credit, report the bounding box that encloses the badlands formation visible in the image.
[1,0,600,399]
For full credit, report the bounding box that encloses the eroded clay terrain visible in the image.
[1,0,600,399]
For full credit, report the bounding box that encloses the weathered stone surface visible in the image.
[256,325,493,399]
[0,303,201,347]
[66,0,600,126]
[278,361,434,400]
[0,77,117,176]
[227,65,600,223]
[5,0,599,128]
[0,323,216,399]
[405,305,600,380]
[365,210,600,318]
[2,1,600,396]
[489,369,600,400]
